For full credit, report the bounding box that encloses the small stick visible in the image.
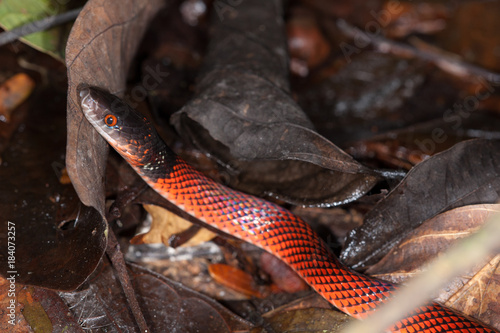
[337,19,500,84]
[107,229,150,332]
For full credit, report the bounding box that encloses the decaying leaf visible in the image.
[131,204,216,247]
[17,287,53,332]
[366,204,500,276]
[287,6,331,75]
[345,112,500,169]
[171,0,379,206]
[262,307,351,333]
[438,1,500,71]
[341,139,500,270]
[65,0,167,215]
[445,254,500,328]
[60,259,252,332]
[366,204,500,327]
[0,276,85,332]
[0,73,35,123]
[208,263,268,298]
[0,278,30,331]
[0,85,106,290]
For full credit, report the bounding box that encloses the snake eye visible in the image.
[104,114,117,127]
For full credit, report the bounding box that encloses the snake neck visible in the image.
[129,136,177,177]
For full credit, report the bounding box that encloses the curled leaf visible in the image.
[171,0,379,206]
[366,204,500,328]
[65,0,166,215]
[131,204,216,247]
[366,204,500,277]
[60,260,252,332]
[341,139,500,269]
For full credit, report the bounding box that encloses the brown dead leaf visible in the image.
[0,73,35,123]
[65,0,167,215]
[0,278,30,332]
[342,140,500,270]
[438,1,500,71]
[445,254,500,329]
[287,6,331,75]
[208,263,268,298]
[345,112,500,170]
[384,2,449,38]
[0,277,84,332]
[366,204,500,276]
[131,204,216,247]
[172,0,380,207]
[262,307,351,333]
[0,83,106,290]
[60,259,252,332]
[17,287,52,333]
[367,204,500,327]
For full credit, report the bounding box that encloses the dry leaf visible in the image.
[0,73,35,123]
[367,204,500,327]
[445,254,500,329]
[263,307,351,333]
[208,263,268,298]
[65,0,166,215]
[367,204,500,275]
[0,84,106,290]
[342,139,500,269]
[171,0,380,207]
[131,204,216,247]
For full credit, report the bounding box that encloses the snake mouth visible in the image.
[77,85,118,121]
[77,83,90,101]
[78,85,121,148]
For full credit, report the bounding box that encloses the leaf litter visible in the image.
[1,0,500,331]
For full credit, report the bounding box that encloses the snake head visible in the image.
[77,85,159,167]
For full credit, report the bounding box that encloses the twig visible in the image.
[342,209,500,333]
[0,7,82,47]
[107,229,150,333]
[336,19,500,84]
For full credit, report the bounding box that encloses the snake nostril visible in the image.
[76,83,91,100]
[79,87,90,99]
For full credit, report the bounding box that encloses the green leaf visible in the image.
[0,0,74,61]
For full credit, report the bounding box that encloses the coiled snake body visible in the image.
[79,86,497,333]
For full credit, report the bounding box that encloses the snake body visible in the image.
[78,86,497,333]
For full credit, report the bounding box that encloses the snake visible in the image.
[78,85,497,333]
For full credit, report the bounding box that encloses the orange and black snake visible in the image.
[78,85,498,333]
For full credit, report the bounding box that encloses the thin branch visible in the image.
[342,209,500,333]
[0,7,82,47]
[336,19,500,84]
